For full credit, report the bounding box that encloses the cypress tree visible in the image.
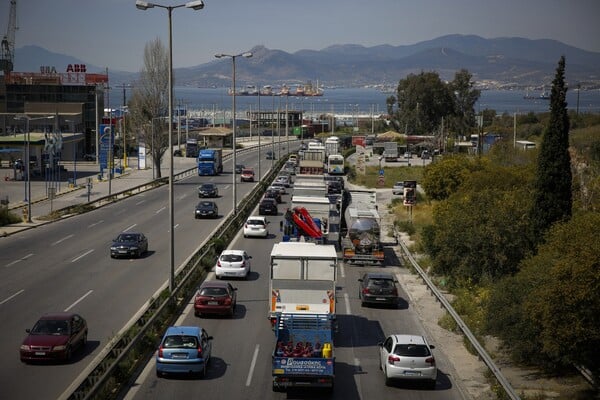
[529,56,572,246]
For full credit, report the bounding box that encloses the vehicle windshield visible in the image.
[31,319,69,335]
[163,335,198,349]
[201,184,214,189]
[221,254,243,262]
[116,234,138,242]
[199,287,228,297]
[393,344,431,357]
[199,202,214,208]
[367,278,394,288]
[247,219,265,226]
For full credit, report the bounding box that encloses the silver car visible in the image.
[378,334,437,389]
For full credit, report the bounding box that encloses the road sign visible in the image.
[378,176,385,186]
[379,169,384,176]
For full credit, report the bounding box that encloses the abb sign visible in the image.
[66,64,87,73]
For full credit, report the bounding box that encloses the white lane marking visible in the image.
[340,263,346,278]
[52,234,74,246]
[5,253,34,267]
[88,220,104,228]
[344,292,352,315]
[246,344,260,387]
[135,200,146,206]
[0,289,24,305]
[72,249,94,263]
[156,206,166,214]
[64,290,93,312]
[174,223,180,229]
[123,224,137,232]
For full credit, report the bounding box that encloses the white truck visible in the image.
[383,141,398,162]
[268,242,337,324]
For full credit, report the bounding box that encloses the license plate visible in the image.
[172,353,188,359]
[35,352,46,356]
[404,370,420,376]
[208,301,218,305]
[376,298,386,301]
[119,251,128,254]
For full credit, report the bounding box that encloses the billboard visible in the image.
[99,124,114,170]
[403,180,417,206]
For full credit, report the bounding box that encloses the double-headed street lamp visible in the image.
[14,114,54,223]
[136,0,205,293]
[214,51,252,214]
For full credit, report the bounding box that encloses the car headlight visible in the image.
[53,345,67,351]
[20,344,31,351]
[110,246,117,250]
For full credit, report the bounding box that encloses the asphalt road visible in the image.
[124,182,465,400]
[0,145,283,400]
[1,142,464,400]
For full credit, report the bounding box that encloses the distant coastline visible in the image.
[175,87,600,116]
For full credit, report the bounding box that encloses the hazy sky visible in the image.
[2,0,599,72]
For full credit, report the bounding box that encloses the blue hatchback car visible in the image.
[156,326,213,378]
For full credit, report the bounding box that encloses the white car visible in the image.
[243,216,269,238]
[269,183,287,195]
[215,250,252,279]
[378,334,437,389]
[392,181,404,196]
[404,151,412,159]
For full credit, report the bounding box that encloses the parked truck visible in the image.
[272,313,335,392]
[324,136,340,157]
[268,242,337,323]
[341,190,384,265]
[197,148,223,176]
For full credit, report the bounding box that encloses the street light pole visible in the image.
[214,51,252,215]
[136,0,205,294]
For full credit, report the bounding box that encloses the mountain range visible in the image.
[13,34,600,89]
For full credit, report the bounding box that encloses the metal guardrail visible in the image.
[62,146,289,400]
[395,232,520,400]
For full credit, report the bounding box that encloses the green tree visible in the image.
[487,212,600,372]
[525,211,600,373]
[128,38,169,178]
[396,71,454,135]
[448,69,480,139]
[528,56,572,246]
[421,154,483,201]
[424,165,533,284]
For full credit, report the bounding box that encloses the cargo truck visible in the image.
[268,242,337,323]
[341,190,384,264]
[197,148,223,176]
[272,313,335,392]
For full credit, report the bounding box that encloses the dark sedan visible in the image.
[110,232,148,258]
[358,272,400,307]
[235,164,245,174]
[20,313,88,363]
[264,188,282,203]
[198,183,219,198]
[195,201,219,219]
[259,198,278,215]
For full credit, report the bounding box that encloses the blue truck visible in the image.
[272,313,335,392]
[197,148,223,176]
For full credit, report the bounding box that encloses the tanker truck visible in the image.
[341,190,384,265]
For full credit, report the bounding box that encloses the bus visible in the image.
[327,154,345,175]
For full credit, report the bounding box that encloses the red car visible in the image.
[240,168,255,182]
[20,313,88,363]
[194,281,237,317]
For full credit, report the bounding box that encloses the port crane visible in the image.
[1,0,18,74]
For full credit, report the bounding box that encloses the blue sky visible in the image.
[2,0,599,72]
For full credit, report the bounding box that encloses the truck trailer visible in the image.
[197,148,223,176]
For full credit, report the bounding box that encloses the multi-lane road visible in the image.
[1,144,466,400]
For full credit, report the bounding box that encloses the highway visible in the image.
[1,142,465,400]
[0,145,278,400]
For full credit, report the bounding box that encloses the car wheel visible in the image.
[156,369,163,378]
[194,310,200,317]
[384,366,392,386]
[427,379,436,390]
[65,346,73,362]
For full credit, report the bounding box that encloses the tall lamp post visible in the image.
[214,51,252,214]
[15,114,54,223]
[136,0,205,293]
